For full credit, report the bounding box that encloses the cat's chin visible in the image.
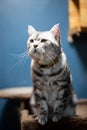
[29,51,45,62]
[30,55,40,61]
[30,55,48,65]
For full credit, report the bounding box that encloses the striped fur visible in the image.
[27,24,77,125]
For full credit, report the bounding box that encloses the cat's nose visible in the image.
[33,45,38,48]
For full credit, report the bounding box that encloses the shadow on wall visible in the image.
[0,100,21,130]
[71,33,87,70]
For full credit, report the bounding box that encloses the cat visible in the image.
[27,24,77,125]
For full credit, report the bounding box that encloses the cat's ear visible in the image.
[28,25,37,35]
[50,24,60,40]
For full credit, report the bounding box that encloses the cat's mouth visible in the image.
[29,48,41,60]
[33,48,40,54]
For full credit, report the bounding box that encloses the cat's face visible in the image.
[27,24,61,65]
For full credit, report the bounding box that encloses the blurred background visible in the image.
[0,0,87,130]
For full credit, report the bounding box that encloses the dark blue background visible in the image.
[0,0,87,129]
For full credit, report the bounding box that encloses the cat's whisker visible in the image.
[17,52,28,65]
[10,58,22,70]
[17,51,28,58]
[10,50,28,69]
[18,51,28,57]
[11,51,28,59]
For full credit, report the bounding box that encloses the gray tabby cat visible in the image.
[27,24,77,125]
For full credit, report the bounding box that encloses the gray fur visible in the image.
[27,24,77,125]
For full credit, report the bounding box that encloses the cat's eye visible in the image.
[30,39,34,43]
[41,39,47,42]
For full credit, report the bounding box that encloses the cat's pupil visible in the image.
[30,39,34,43]
[41,39,47,42]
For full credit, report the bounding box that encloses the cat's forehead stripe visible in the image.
[35,33,39,40]
[32,32,47,39]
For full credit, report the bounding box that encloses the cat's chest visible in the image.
[33,68,60,93]
[43,85,59,107]
[33,69,66,108]
[40,76,59,103]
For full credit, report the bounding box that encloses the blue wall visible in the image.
[0,0,87,129]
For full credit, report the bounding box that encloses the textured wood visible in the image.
[80,0,87,27]
[0,87,32,99]
[68,0,81,35]
[0,87,87,130]
[20,99,87,130]
[68,0,87,42]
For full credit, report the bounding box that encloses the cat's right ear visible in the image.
[28,25,37,35]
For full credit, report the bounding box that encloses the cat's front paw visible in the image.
[38,114,48,125]
[52,114,61,122]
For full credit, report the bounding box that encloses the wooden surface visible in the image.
[20,99,87,130]
[0,87,32,99]
[0,87,87,130]
[68,0,87,42]
[80,0,87,28]
[68,0,81,35]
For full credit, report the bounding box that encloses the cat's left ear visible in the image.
[50,24,60,40]
[28,25,37,35]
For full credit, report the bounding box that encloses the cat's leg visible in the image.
[38,100,48,125]
[52,88,69,122]
[35,89,48,125]
[52,89,77,122]
[52,100,63,122]
[63,94,77,117]
[30,94,38,116]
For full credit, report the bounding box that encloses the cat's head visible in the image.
[27,24,62,65]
